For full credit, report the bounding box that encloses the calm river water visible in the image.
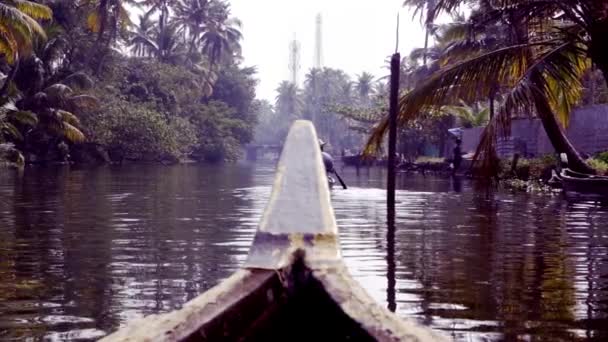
[1,163,607,341]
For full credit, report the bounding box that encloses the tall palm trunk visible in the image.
[422,0,435,65]
[533,89,595,174]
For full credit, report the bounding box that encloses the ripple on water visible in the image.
[1,167,608,341]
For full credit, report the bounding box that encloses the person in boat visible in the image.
[452,138,463,175]
[319,139,335,174]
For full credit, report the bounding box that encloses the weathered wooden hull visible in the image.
[561,169,608,199]
[101,121,443,342]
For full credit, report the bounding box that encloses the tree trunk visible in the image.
[534,95,595,174]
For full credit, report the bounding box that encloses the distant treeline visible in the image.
[0,0,258,166]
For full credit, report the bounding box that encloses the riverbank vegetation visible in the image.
[1,0,257,166]
[351,0,608,179]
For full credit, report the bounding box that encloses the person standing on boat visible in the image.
[319,139,335,174]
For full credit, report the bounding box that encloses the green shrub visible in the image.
[415,156,445,164]
[84,96,197,161]
[596,151,608,164]
[588,158,608,175]
[501,155,556,180]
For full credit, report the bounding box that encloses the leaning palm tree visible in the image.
[0,0,52,96]
[368,0,603,174]
[367,40,593,174]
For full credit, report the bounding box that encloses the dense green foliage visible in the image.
[1,0,257,165]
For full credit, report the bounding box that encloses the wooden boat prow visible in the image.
[101,121,444,342]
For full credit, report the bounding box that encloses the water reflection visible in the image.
[0,164,271,340]
[0,165,607,341]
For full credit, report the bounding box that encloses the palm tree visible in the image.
[0,0,52,96]
[368,0,601,174]
[275,81,302,119]
[303,68,322,121]
[173,0,213,54]
[129,12,155,57]
[85,0,136,47]
[13,37,100,150]
[138,0,177,35]
[403,0,437,65]
[135,22,187,64]
[447,101,490,128]
[415,1,608,82]
[200,15,242,66]
[355,72,375,106]
[0,103,37,143]
[17,70,98,144]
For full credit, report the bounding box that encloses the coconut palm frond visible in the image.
[56,122,86,143]
[440,38,499,65]
[365,37,586,157]
[469,42,589,174]
[87,11,101,33]
[8,110,37,126]
[62,72,94,90]
[0,2,49,61]
[129,31,158,51]
[44,83,73,98]
[435,21,470,46]
[67,95,100,111]
[364,42,538,155]
[56,109,80,127]
[1,120,23,141]
[0,30,17,63]
[542,46,589,127]
[12,0,52,20]
[42,37,68,64]
[118,5,132,28]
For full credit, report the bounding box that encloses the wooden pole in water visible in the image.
[387,53,400,213]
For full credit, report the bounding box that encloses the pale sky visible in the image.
[229,0,427,102]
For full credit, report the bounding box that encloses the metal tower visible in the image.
[314,13,323,69]
[288,34,301,85]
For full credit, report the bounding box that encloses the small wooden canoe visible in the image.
[560,168,608,198]
[101,121,444,342]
